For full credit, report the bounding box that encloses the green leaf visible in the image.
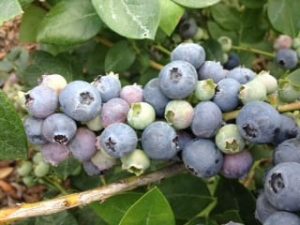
[0,0,23,26]
[202,39,224,63]
[0,91,27,160]
[92,0,161,39]
[267,0,300,37]
[91,192,143,225]
[241,0,266,8]
[158,174,214,220]
[35,211,78,225]
[159,0,184,36]
[119,187,175,225]
[20,5,46,42]
[52,157,81,179]
[207,21,238,42]
[286,69,300,87]
[185,217,218,225]
[73,206,107,225]
[105,41,136,73]
[172,0,220,8]
[37,0,102,45]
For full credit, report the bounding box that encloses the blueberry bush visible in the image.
[1,0,300,225]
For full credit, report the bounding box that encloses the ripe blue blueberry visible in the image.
[42,113,77,145]
[198,61,226,82]
[273,115,298,145]
[255,192,279,224]
[99,123,138,158]
[264,211,300,225]
[92,73,121,102]
[213,78,241,112]
[101,98,129,128]
[41,143,70,166]
[182,139,223,178]
[24,117,47,145]
[224,53,240,70]
[59,81,102,122]
[236,101,281,144]
[273,138,300,164]
[264,162,300,211]
[179,18,198,39]
[227,67,256,84]
[68,128,97,162]
[25,85,58,119]
[276,49,298,69]
[120,84,143,105]
[171,43,206,69]
[141,121,178,160]
[159,60,197,99]
[143,78,170,117]
[176,131,193,152]
[191,101,223,138]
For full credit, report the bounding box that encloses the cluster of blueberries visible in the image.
[23,42,300,225]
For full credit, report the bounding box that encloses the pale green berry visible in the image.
[165,100,194,130]
[293,37,300,49]
[40,74,67,94]
[215,124,245,154]
[17,161,33,177]
[239,79,267,104]
[33,152,44,164]
[194,79,217,101]
[193,27,209,41]
[34,162,50,177]
[218,36,232,52]
[255,71,278,94]
[22,176,35,187]
[127,102,155,130]
[85,115,103,131]
[91,149,117,171]
[278,79,300,103]
[121,149,150,176]
[296,47,300,59]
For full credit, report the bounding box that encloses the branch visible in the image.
[0,164,184,223]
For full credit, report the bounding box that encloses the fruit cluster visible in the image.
[23,42,300,224]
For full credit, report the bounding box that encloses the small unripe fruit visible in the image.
[194,79,216,101]
[127,102,155,130]
[91,149,117,171]
[17,161,33,177]
[278,79,300,103]
[41,143,70,166]
[39,74,67,94]
[22,176,35,187]
[34,161,50,177]
[239,79,267,104]
[273,35,293,50]
[255,71,278,94]
[218,36,232,52]
[121,149,150,176]
[85,115,103,131]
[33,152,44,164]
[120,84,143,105]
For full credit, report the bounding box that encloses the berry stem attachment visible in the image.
[153,44,171,56]
[0,164,184,223]
[43,177,68,195]
[232,45,275,58]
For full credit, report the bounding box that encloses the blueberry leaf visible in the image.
[52,157,81,179]
[0,91,27,160]
[92,0,161,39]
[0,0,23,26]
[172,0,220,8]
[35,211,78,225]
[119,187,175,225]
[37,0,102,45]
[286,69,300,87]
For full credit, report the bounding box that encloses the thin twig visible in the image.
[232,45,275,58]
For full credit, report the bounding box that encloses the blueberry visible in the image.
[41,143,70,166]
[273,35,293,50]
[91,149,117,171]
[276,49,298,69]
[120,84,143,105]
[179,18,198,39]
[255,192,279,224]
[101,98,129,128]
[171,43,206,69]
[127,102,155,130]
[191,101,222,138]
[159,60,197,99]
[143,78,170,117]
[165,100,194,130]
[255,71,278,94]
[85,115,103,131]
[99,123,138,158]
[264,211,300,225]
[264,162,300,211]
[176,131,193,151]
[194,79,216,101]
[236,101,281,144]
[141,121,178,160]
[182,139,223,178]
[223,53,240,70]
[293,37,300,49]
[121,149,150,176]
[227,67,256,84]
[42,113,77,145]
[24,117,47,145]
[83,161,101,176]
[273,138,300,164]
[223,222,243,225]
[59,81,102,122]
[221,150,253,179]
[33,152,44,164]
[34,161,50,177]
[198,61,226,82]
[239,79,267,105]
[278,79,300,103]
[17,161,33,177]
[68,128,97,162]
[215,124,245,154]
[213,78,241,112]
[218,36,232,52]
[273,115,298,145]
[92,73,121,102]
[25,85,58,119]
[39,74,67,94]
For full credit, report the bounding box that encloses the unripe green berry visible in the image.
[34,162,50,177]
[121,149,150,176]
[17,161,33,177]
[39,74,67,94]
[127,102,155,130]
[165,100,194,130]
[33,152,44,164]
[194,79,216,101]
[91,149,117,171]
[85,116,103,131]
[239,79,267,104]
[255,71,278,94]
[22,176,35,187]
[193,27,209,41]
[218,36,232,52]
[215,124,245,154]
[293,37,300,49]
[278,79,300,103]
[296,47,300,59]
